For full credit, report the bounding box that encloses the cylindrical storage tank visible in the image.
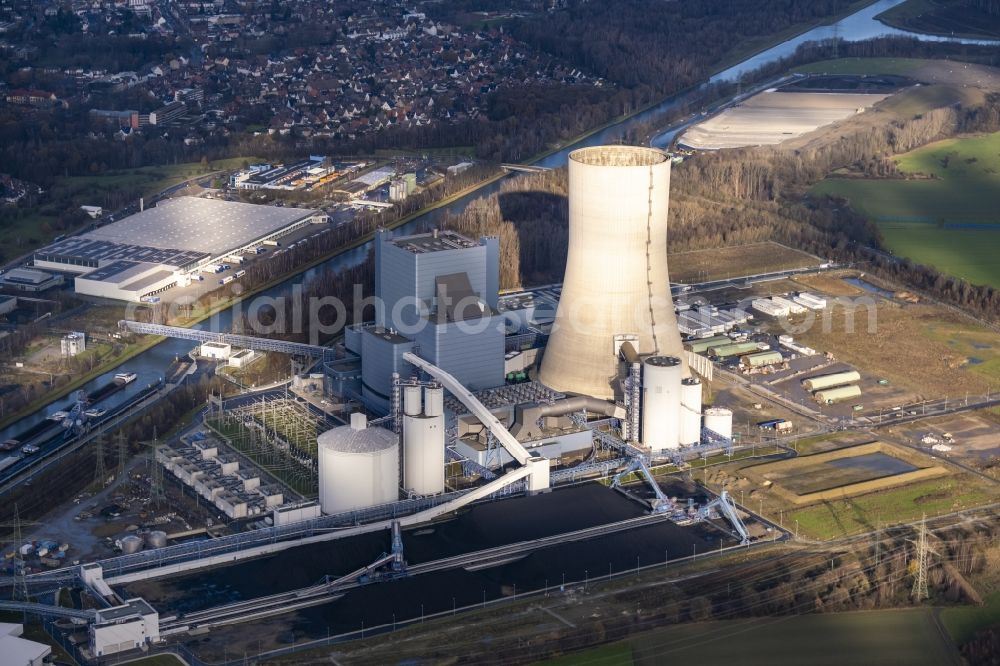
[119,535,143,554]
[318,414,400,515]
[403,414,445,496]
[679,377,702,447]
[403,384,422,416]
[641,356,682,451]
[539,146,687,399]
[704,407,733,440]
[145,530,167,549]
[424,385,444,417]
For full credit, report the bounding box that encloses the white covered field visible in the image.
[679,90,890,150]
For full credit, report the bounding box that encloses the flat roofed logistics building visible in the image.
[33,197,325,302]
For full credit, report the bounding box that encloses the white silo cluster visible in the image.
[639,356,732,452]
[318,412,399,515]
[402,383,446,496]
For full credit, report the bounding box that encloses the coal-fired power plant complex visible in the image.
[33,147,745,659]
[315,144,732,514]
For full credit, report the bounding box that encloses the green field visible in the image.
[812,131,1000,287]
[786,476,994,540]
[538,642,634,665]
[546,609,956,666]
[941,592,1000,645]
[792,56,928,76]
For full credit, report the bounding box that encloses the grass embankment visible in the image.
[813,130,1000,288]
[539,608,956,665]
[787,476,996,540]
[875,0,1000,40]
[793,56,928,76]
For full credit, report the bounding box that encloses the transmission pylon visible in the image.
[145,427,165,509]
[94,436,108,487]
[911,514,930,601]
[11,503,28,603]
[117,431,128,479]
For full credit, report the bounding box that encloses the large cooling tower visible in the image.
[539,146,686,399]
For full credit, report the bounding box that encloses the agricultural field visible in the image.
[565,609,958,666]
[539,642,634,665]
[812,131,1000,287]
[875,0,1000,39]
[667,241,820,283]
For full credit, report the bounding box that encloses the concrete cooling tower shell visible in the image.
[318,415,399,515]
[539,146,687,399]
[641,355,682,451]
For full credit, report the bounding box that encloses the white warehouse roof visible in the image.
[83,197,321,256]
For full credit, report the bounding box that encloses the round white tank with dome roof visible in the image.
[318,413,399,515]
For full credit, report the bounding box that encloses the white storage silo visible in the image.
[403,385,445,496]
[703,407,733,440]
[318,413,399,515]
[424,384,444,417]
[403,384,422,416]
[679,377,702,447]
[641,356,682,451]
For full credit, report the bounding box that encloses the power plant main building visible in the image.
[539,146,687,400]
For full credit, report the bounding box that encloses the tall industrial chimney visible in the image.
[539,146,687,399]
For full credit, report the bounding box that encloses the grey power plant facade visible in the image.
[539,146,687,400]
[354,229,504,411]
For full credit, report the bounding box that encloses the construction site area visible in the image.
[678,75,906,150]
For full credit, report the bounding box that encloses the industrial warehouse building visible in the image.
[32,197,326,302]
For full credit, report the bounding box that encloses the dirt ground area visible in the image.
[791,272,864,297]
[709,383,819,441]
[679,91,891,150]
[668,242,822,283]
[790,284,1000,398]
[892,410,1000,468]
[15,456,221,566]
